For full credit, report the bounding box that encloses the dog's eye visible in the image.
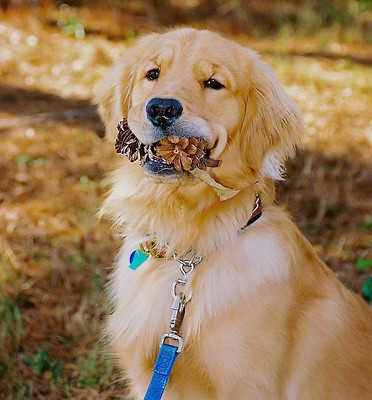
[145,68,160,81]
[203,78,225,90]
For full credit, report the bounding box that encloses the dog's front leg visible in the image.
[195,284,293,400]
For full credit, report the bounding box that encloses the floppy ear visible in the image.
[241,54,304,180]
[93,34,159,141]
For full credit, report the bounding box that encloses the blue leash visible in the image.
[143,343,179,400]
[144,330,184,400]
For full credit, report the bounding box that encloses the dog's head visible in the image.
[95,28,304,192]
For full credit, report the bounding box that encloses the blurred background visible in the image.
[0,1,371,398]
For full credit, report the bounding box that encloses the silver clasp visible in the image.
[160,332,184,353]
[159,252,202,355]
[170,293,186,332]
[170,279,191,332]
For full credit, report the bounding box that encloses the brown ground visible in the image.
[0,4,371,399]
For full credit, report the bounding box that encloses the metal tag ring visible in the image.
[179,261,195,276]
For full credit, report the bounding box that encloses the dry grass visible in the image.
[0,4,371,399]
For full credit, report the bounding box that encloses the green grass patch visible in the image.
[361,277,372,302]
[17,155,47,167]
[358,215,372,231]
[78,345,115,388]
[0,296,24,347]
[26,348,61,383]
[68,253,86,272]
[356,259,372,270]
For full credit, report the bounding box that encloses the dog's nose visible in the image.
[146,98,183,128]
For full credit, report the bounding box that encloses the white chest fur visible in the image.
[106,221,291,359]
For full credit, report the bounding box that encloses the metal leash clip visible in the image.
[170,279,191,332]
[159,253,202,353]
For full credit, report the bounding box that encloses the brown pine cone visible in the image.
[115,119,148,164]
[155,135,221,172]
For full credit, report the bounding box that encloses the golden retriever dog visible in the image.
[95,28,371,399]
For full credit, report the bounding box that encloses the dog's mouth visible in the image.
[115,119,221,176]
[115,119,239,201]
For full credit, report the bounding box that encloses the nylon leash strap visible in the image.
[143,342,180,400]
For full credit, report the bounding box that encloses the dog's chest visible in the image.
[107,230,288,354]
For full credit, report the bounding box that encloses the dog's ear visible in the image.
[93,34,159,141]
[241,54,304,180]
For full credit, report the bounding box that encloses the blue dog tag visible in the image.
[129,249,149,270]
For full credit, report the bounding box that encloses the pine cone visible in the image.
[155,135,220,172]
[115,119,148,164]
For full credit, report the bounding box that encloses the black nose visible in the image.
[146,98,183,128]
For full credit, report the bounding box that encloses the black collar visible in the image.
[240,193,262,232]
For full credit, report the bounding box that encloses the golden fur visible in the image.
[95,28,371,399]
